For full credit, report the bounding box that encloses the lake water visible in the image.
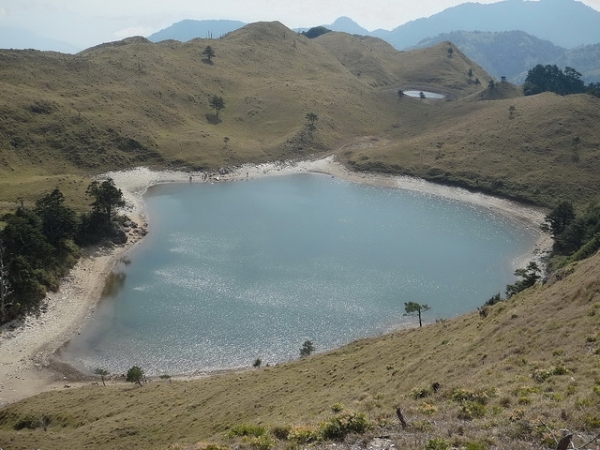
[62,173,536,376]
[405,90,445,99]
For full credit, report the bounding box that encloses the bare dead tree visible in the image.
[396,407,407,430]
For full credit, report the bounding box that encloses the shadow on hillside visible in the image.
[205,114,222,124]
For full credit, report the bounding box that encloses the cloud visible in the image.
[0,7,8,19]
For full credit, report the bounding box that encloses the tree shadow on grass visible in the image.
[206,113,222,124]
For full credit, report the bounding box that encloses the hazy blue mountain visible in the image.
[148,19,246,43]
[374,0,600,50]
[0,26,80,53]
[327,17,370,35]
[415,30,600,84]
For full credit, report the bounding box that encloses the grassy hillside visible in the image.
[0,248,599,450]
[337,91,600,207]
[2,21,599,213]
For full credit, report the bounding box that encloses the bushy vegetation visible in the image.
[0,179,127,323]
[523,64,600,98]
[545,201,600,267]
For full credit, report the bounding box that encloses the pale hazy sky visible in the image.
[1,0,600,50]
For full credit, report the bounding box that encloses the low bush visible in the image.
[319,412,372,440]
[227,424,267,438]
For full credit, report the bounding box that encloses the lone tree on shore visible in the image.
[404,301,430,327]
[300,340,315,357]
[94,368,109,386]
[126,365,145,386]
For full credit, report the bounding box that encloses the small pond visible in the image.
[404,90,445,99]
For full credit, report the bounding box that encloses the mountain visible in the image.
[0,26,81,54]
[415,30,600,84]
[374,0,600,50]
[148,19,246,42]
[1,21,599,213]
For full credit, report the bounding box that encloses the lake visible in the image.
[61,173,537,376]
[404,90,445,99]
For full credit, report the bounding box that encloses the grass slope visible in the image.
[0,249,599,449]
[2,21,599,213]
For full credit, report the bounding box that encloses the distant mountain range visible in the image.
[147,0,600,85]
[0,26,80,53]
[415,31,600,84]
[148,0,600,50]
[373,0,600,50]
[3,0,599,83]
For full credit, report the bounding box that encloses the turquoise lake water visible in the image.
[61,173,537,375]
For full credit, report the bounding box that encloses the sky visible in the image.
[1,0,600,50]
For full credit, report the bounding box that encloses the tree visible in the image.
[467,69,473,79]
[126,365,144,386]
[209,95,225,118]
[35,188,78,245]
[488,79,496,91]
[524,64,586,96]
[404,301,430,327]
[94,368,109,386]
[0,242,13,323]
[447,47,453,58]
[223,136,230,148]
[253,358,262,368]
[305,112,319,128]
[300,340,315,357]
[397,89,404,100]
[545,201,575,237]
[419,92,426,101]
[505,262,541,298]
[202,45,215,62]
[86,179,125,224]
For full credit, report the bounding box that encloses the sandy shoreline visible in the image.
[0,156,551,406]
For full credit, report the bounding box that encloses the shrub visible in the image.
[458,401,487,420]
[584,416,600,429]
[412,386,432,399]
[331,403,345,413]
[271,425,291,440]
[287,426,317,443]
[227,424,267,438]
[13,415,43,430]
[425,438,450,450]
[464,442,487,450]
[419,403,438,416]
[449,387,496,405]
[248,435,274,450]
[319,413,372,440]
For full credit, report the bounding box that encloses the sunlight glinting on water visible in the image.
[61,173,537,375]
